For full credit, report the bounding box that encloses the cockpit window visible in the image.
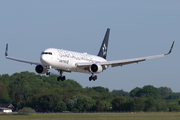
[41,52,52,55]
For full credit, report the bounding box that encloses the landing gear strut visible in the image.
[89,74,97,81]
[45,66,51,76]
[46,72,50,76]
[46,69,51,76]
[57,70,66,81]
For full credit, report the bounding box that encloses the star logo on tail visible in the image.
[102,43,107,56]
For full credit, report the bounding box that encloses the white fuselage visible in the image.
[40,48,107,74]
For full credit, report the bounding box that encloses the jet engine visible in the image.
[35,65,47,74]
[89,64,103,73]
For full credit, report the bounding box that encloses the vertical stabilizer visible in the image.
[97,28,110,59]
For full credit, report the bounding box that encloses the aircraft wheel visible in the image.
[93,75,97,81]
[46,72,50,76]
[57,76,61,81]
[61,76,66,81]
[89,76,92,81]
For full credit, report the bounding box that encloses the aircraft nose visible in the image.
[40,54,48,65]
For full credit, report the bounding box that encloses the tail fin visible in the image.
[97,28,110,59]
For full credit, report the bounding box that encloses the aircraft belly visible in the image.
[51,60,71,70]
[58,60,91,74]
[51,56,96,74]
[69,60,92,74]
[49,58,75,71]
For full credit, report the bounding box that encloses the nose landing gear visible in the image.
[46,72,50,76]
[46,67,51,76]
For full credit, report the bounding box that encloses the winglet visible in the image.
[165,41,175,55]
[5,44,8,57]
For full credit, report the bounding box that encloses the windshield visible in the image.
[41,52,52,55]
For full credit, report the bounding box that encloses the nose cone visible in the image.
[40,48,54,65]
[40,54,49,65]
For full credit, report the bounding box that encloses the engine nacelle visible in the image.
[35,65,47,74]
[89,64,103,73]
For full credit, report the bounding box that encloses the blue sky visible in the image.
[0,0,179,92]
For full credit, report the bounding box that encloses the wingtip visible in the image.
[5,43,8,57]
[165,41,175,55]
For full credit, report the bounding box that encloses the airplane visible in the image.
[5,28,174,81]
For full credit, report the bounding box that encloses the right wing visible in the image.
[76,41,174,68]
[101,41,175,67]
[5,44,42,65]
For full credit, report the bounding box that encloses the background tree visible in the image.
[125,97,145,111]
[66,94,95,111]
[36,93,62,111]
[165,93,180,100]
[140,85,159,99]
[130,87,141,97]
[158,87,172,99]
[178,100,180,106]
[111,89,129,97]
[157,100,168,111]
[0,71,180,112]
[112,96,125,111]
[144,98,155,111]
[94,100,105,111]
[92,86,109,93]
[56,101,66,112]
[76,97,95,111]
[0,82,11,103]
[167,101,180,112]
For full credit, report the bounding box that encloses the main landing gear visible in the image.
[89,74,97,81]
[57,70,66,81]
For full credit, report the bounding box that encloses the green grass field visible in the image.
[0,112,180,120]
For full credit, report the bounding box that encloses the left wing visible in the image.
[5,44,42,65]
[77,41,174,68]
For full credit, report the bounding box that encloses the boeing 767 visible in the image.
[5,28,174,81]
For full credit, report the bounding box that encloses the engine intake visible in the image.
[90,64,103,73]
[35,65,47,74]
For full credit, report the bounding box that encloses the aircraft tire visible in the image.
[89,76,92,81]
[46,72,50,76]
[57,76,61,81]
[93,75,97,81]
[61,76,66,81]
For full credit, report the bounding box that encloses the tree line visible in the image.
[0,71,180,112]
